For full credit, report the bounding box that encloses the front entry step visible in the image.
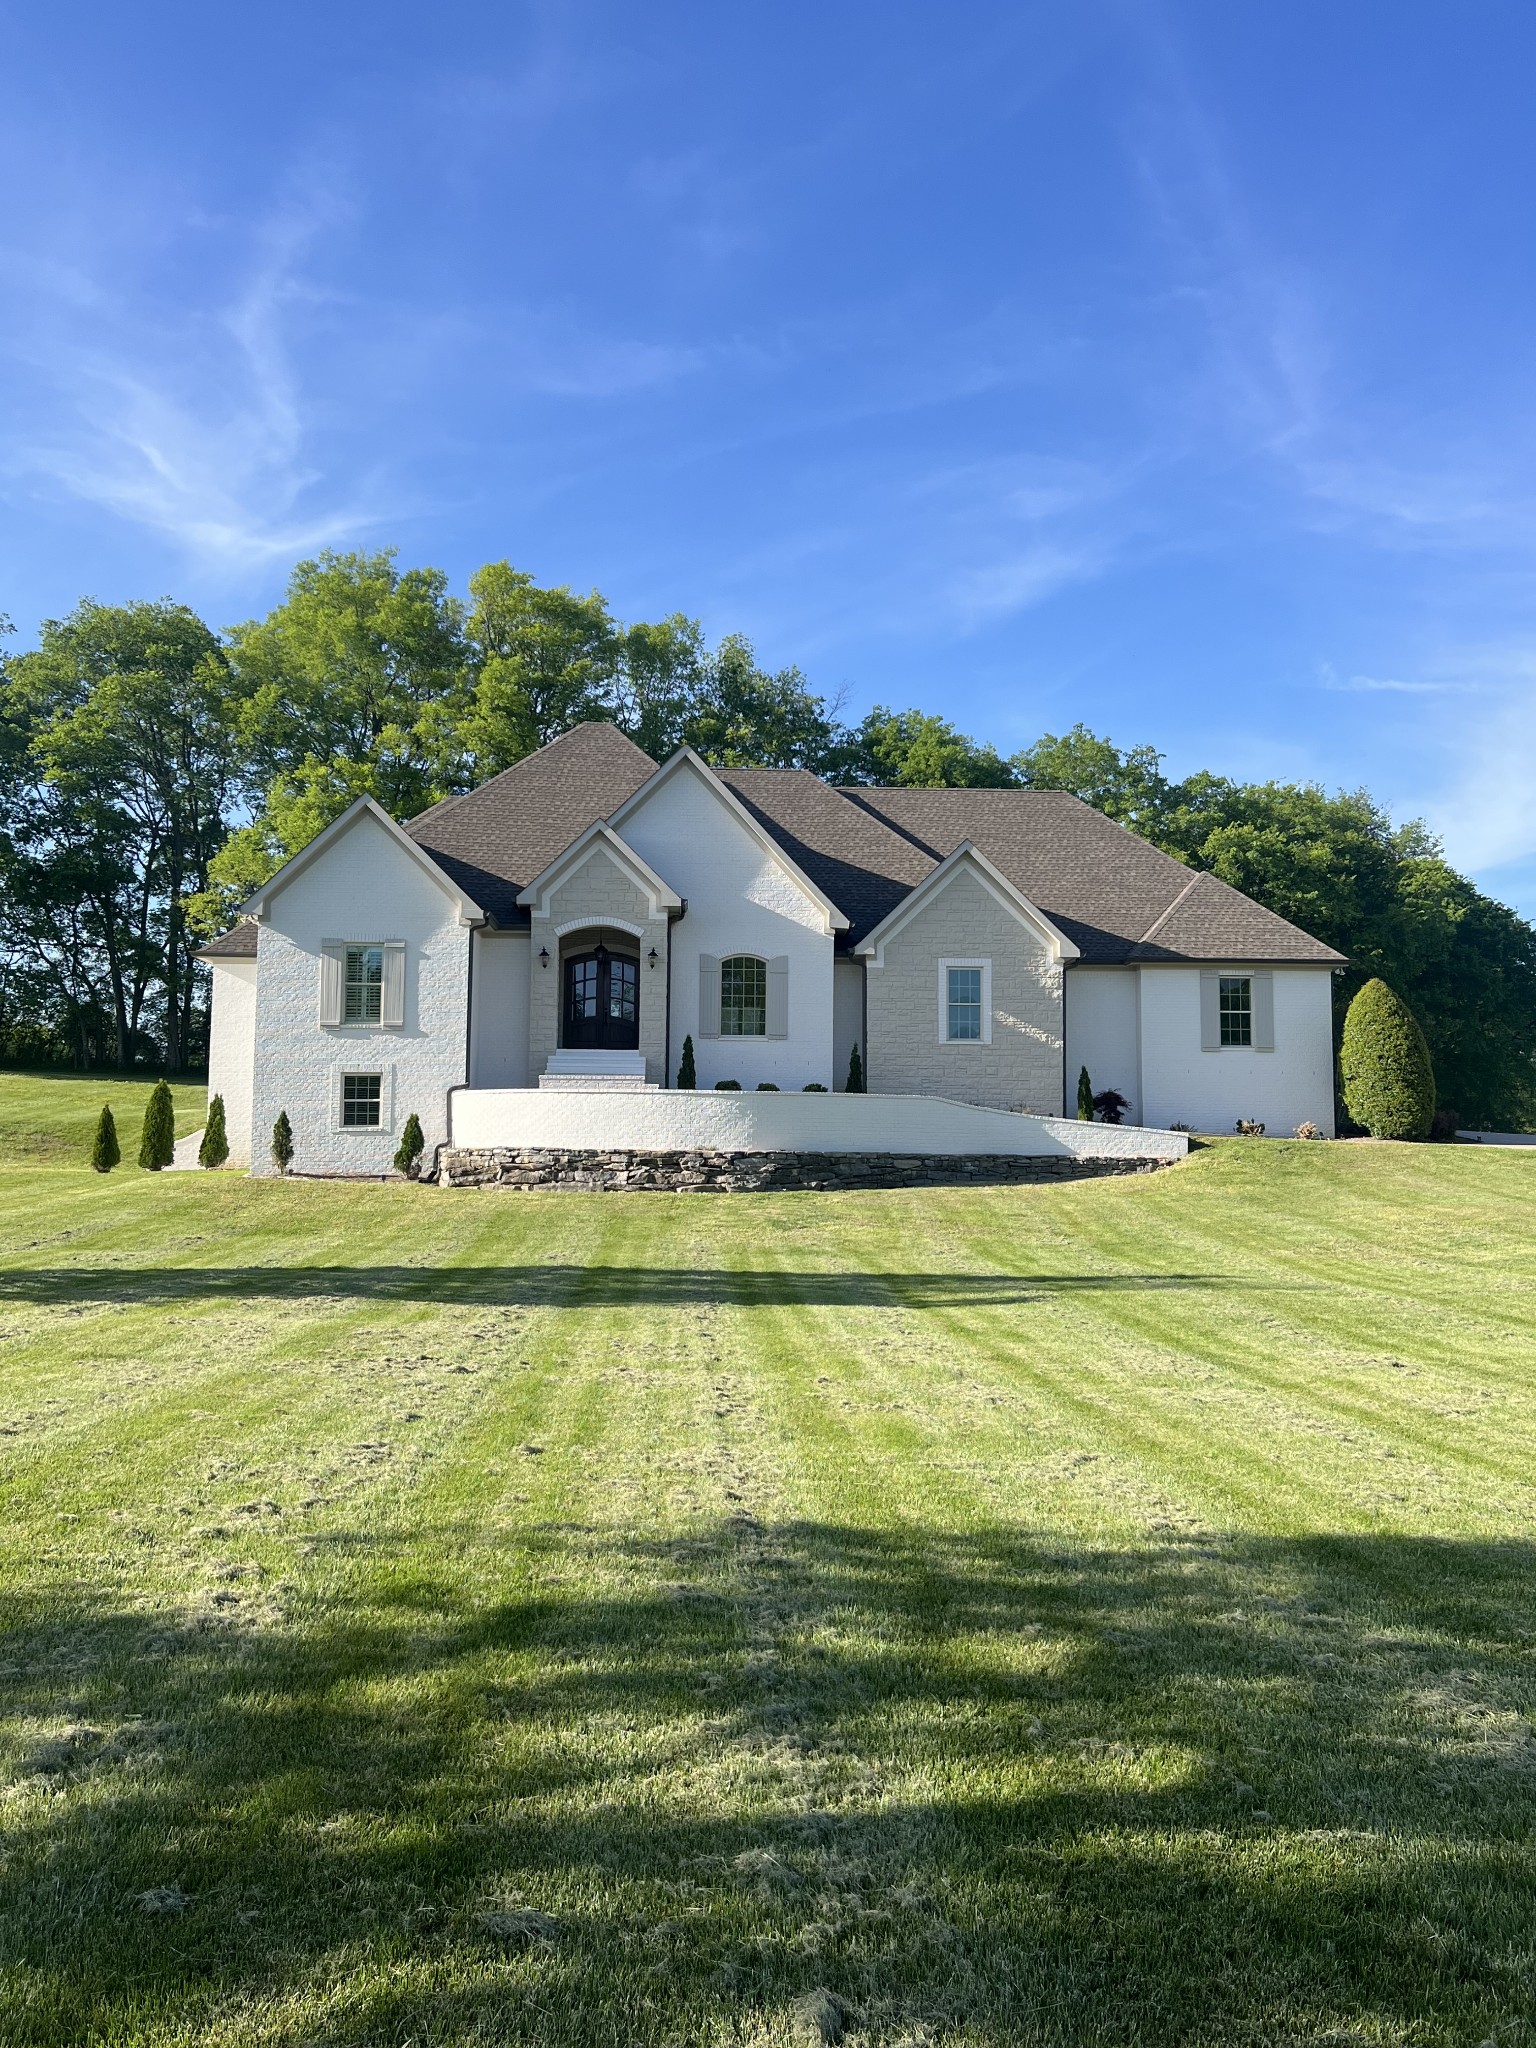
[538,1075,661,1092]
[540,1050,655,1092]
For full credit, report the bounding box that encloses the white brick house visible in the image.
[199,723,1344,1171]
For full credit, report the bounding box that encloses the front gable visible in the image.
[244,796,484,927]
[855,843,1080,967]
[515,822,683,924]
[609,749,850,935]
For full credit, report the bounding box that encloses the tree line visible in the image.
[2,548,1532,1127]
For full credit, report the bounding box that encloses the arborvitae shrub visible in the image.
[138,1080,175,1171]
[90,1104,120,1173]
[394,1112,425,1177]
[676,1034,696,1089]
[714,1079,741,1091]
[1339,978,1436,1140]
[271,1110,294,1174]
[846,1042,865,1093]
[199,1095,229,1169]
[1077,1065,1094,1120]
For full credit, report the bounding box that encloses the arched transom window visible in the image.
[720,955,767,1036]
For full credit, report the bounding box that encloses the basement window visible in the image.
[341,1073,383,1128]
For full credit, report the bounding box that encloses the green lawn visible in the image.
[0,1073,1533,2047]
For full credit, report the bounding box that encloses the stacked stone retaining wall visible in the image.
[438,1146,1172,1192]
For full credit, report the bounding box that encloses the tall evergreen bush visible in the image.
[199,1095,229,1169]
[846,1042,865,1093]
[90,1104,120,1173]
[676,1034,696,1088]
[138,1080,175,1171]
[1339,978,1436,1140]
[394,1112,425,1177]
[271,1110,294,1174]
[1077,1065,1094,1120]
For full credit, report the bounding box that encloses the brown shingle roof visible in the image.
[405,722,659,925]
[212,721,1342,966]
[825,785,1343,964]
[196,921,258,959]
[715,769,934,949]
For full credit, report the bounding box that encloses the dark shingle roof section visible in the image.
[197,921,258,959]
[829,786,1344,964]
[1127,867,1342,963]
[404,722,659,925]
[715,769,934,948]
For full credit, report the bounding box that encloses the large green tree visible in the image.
[2,600,239,1069]
[838,706,1017,787]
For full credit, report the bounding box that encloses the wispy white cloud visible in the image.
[0,172,394,568]
[1316,662,1464,696]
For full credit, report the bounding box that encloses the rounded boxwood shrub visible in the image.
[1339,978,1436,1140]
[803,1082,827,1092]
[714,1079,741,1091]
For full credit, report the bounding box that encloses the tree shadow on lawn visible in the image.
[0,1524,1531,2046]
[0,1266,1303,1310]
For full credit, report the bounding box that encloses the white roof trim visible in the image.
[855,842,1080,965]
[242,796,485,924]
[607,748,850,931]
[515,821,683,918]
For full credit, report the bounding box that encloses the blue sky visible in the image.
[5,2,1536,911]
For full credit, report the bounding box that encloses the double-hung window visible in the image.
[344,945,384,1024]
[720,956,767,1036]
[341,1073,382,1127]
[947,966,983,1041]
[1219,976,1252,1047]
[940,961,990,1043]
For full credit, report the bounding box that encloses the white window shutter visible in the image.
[698,955,721,1038]
[1200,972,1220,1051]
[1252,972,1274,1051]
[766,956,789,1038]
[381,943,407,1029]
[319,946,344,1027]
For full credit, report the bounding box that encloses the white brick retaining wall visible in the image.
[448,1086,1189,1161]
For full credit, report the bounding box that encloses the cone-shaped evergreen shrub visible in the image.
[199,1095,229,1169]
[846,1042,865,1093]
[1340,978,1436,1140]
[1077,1065,1094,1120]
[90,1103,120,1173]
[138,1080,175,1171]
[394,1112,425,1177]
[271,1110,294,1174]
[676,1034,696,1089]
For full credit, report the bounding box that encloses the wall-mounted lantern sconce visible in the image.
[647,948,659,969]
[538,946,550,969]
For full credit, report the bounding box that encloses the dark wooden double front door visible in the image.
[563,946,640,1050]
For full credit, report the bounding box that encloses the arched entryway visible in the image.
[562,938,640,1051]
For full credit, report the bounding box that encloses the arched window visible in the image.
[720,955,767,1036]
